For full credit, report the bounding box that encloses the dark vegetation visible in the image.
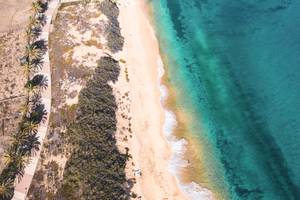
[55,57,132,200]
[25,1,131,199]
[0,1,48,199]
[99,0,124,53]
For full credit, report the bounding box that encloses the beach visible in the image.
[0,0,298,199]
[115,0,188,199]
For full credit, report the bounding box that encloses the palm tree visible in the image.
[3,148,29,179]
[19,102,30,118]
[3,150,16,165]
[31,1,43,13]
[22,60,34,76]
[9,133,22,148]
[20,121,39,135]
[24,75,36,104]
[29,16,40,30]
[25,44,42,62]
[10,132,40,157]
[21,133,40,157]
[22,61,37,107]
[25,79,39,94]
[26,27,41,43]
[0,179,14,200]
[26,27,35,43]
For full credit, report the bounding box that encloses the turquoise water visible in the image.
[150,0,300,199]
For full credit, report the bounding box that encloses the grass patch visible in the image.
[84,38,102,49]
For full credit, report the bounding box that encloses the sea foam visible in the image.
[157,56,214,200]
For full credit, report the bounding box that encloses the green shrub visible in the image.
[100,0,124,53]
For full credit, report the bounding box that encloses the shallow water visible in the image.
[150,0,300,199]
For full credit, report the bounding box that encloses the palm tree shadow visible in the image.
[40,1,48,13]
[32,39,48,53]
[30,103,48,124]
[31,74,49,90]
[37,13,47,27]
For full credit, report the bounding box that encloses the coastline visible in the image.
[116,0,188,199]
[143,2,225,199]
[2,0,297,199]
[159,59,216,200]
[116,0,225,199]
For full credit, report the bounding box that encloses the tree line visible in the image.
[0,1,49,199]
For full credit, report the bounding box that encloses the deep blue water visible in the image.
[150,0,300,199]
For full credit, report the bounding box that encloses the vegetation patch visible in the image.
[99,0,124,53]
[27,1,131,199]
[55,57,132,199]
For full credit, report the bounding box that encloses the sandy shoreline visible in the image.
[116,0,188,199]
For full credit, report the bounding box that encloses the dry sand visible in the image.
[0,0,33,32]
[0,0,33,172]
[116,0,188,199]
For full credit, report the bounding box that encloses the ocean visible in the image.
[149,0,300,199]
